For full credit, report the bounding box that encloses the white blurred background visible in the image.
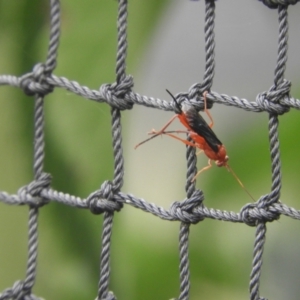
[125,1,300,299]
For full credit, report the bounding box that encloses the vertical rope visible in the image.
[180,2,217,298]
[33,96,45,179]
[267,5,288,205]
[97,1,128,299]
[116,0,128,84]
[45,0,61,74]
[185,136,197,197]
[249,223,267,300]
[112,0,128,190]
[111,108,124,191]
[97,212,114,300]
[202,0,216,92]
[274,6,288,87]
[23,207,39,292]
[189,0,216,99]
[22,95,46,294]
[178,223,191,300]
[267,114,281,204]
[249,5,289,300]
[176,134,197,300]
[23,0,61,296]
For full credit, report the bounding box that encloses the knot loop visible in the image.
[240,199,280,227]
[258,0,299,8]
[188,83,201,99]
[0,280,33,299]
[169,189,204,224]
[257,192,280,207]
[18,173,52,207]
[188,83,214,107]
[256,80,291,115]
[171,91,213,115]
[20,63,54,96]
[87,181,123,215]
[99,75,134,110]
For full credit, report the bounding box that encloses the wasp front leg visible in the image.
[192,159,212,182]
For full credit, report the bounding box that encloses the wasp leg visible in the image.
[191,159,212,182]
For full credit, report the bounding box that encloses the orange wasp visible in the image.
[135,90,253,199]
[135,90,228,176]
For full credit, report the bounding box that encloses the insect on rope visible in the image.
[135,90,254,199]
[2,1,300,300]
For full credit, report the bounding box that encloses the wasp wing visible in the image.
[184,105,222,153]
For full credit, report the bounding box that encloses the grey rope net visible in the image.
[0,0,300,299]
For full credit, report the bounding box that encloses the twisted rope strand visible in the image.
[202,0,215,92]
[274,6,288,86]
[178,223,191,300]
[33,96,45,179]
[45,0,61,74]
[24,208,39,292]
[116,0,128,84]
[249,223,267,300]
[97,212,114,300]
[1,74,300,113]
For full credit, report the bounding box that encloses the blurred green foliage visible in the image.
[0,1,299,300]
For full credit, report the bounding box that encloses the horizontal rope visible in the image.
[1,188,300,223]
[0,73,299,114]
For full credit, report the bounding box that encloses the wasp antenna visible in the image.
[166,89,182,113]
[226,165,255,202]
[134,132,163,149]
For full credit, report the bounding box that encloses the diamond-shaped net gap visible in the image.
[1,0,300,299]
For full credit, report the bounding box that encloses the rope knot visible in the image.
[240,203,260,226]
[0,280,26,299]
[18,173,52,207]
[20,63,54,96]
[99,75,134,110]
[87,181,123,215]
[258,0,299,8]
[188,82,213,100]
[256,80,291,115]
[170,189,204,224]
[173,84,214,113]
[171,91,212,115]
[240,198,280,226]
